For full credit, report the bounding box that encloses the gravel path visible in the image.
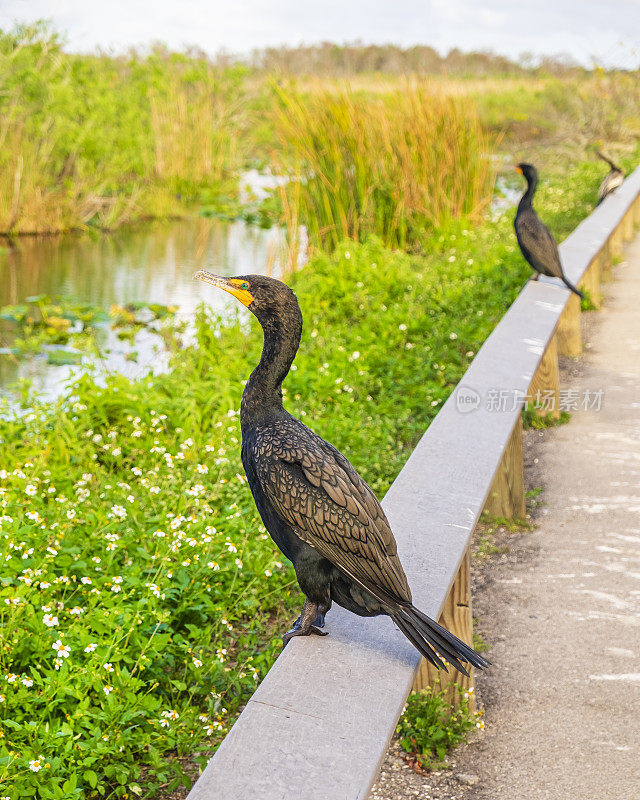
[371,236,640,800]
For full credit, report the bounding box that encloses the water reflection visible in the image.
[0,217,290,402]
[491,175,521,219]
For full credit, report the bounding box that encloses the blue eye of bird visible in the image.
[241,282,249,290]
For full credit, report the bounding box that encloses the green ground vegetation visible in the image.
[396,687,482,771]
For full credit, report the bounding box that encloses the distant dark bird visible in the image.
[514,163,584,299]
[194,270,488,675]
[596,151,624,205]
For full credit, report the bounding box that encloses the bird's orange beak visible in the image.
[193,271,254,307]
[515,166,523,174]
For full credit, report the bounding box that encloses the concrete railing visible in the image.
[187,166,640,800]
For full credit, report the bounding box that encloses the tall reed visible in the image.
[273,80,495,251]
[148,74,241,191]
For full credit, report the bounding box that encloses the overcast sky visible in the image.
[1,0,639,68]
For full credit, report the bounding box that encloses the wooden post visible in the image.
[484,417,526,519]
[413,549,475,712]
[610,225,623,259]
[556,292,581,357]
[581,257,601,309]
[623,210,634,241]
[529,336,560,419]
[600,242,613,283]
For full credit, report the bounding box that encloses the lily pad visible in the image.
[46,348,83,365]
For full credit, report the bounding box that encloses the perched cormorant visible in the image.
[514,163,584,299]
[596,151,624,205]
[194,270,488,675]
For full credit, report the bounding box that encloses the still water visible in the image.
[0,217,290,404]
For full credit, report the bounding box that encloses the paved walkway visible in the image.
[372,234,640,799]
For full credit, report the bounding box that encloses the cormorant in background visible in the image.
[596,151,624,205]
[514,163,584,299]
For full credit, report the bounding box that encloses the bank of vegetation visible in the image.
[1,22,640,237]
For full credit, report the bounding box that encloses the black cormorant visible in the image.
[596,151,624,205]
[194,270,488,675]
[514,163,584,299]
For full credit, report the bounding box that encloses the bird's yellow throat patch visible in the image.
[225,279,254,307]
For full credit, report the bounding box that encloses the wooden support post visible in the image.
[529,336,560,419]
[610,226,623,259]
[484,417,525,519]
[600,242,613,282]
[556,292,581,357]
[413,549,475,712]
[623,209,634,241]
[581,257,601,309]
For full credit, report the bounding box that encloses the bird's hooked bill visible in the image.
[193,270,254,307]
[193,270,226,289]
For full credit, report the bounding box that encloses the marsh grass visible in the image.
[148,73,243,194]
[0,23,247,234]
[272,80,495,251]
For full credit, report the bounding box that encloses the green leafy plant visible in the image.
[396,687,482,771]
[580,289,598,311]
[0,295,179,362]
[522,404,571,429]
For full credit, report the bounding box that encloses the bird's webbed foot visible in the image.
[282,599,329,649]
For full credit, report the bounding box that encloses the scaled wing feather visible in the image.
[254,417,412,603]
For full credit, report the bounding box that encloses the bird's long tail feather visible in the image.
[393,605,490,677]
[561,276,584,299]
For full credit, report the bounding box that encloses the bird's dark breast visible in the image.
[514,213,540,270]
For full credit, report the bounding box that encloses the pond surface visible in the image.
[0,217,291,404]
[491,175,521,218]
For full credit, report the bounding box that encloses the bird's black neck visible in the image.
[518,172,538,212]
[241,309,302,426]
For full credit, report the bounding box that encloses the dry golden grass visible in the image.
[273,79,496,251]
